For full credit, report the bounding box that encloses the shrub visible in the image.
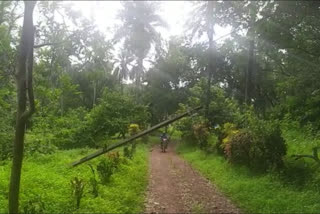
[205,134,219,153]
[225,129,254,166]
[106,151,121,169]
[128,124,140,136]
[88,164,99,198]
[192,122,210,149]
[25,134,57,155]
[123,145,135,159]
[223,119,287,171]
[255,121,287,170]
[96,158,114,184]
[216,123,239,155]
[23,196,46,214]
[70,177,85,209]
[0,132,12,160]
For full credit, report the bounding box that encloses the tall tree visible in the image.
[186,1,218,118]
[113,48,134,94]
[9,1,36,213]
[114,1,167,89]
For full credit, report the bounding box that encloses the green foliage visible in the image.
[177,143,320,213]
[30,107,88,149]
[206,134,219,153]
[192,122,210,149]
[70,177,85,209]
[96,151,123,185]
[0,84,14,160]
[77,90,150,147]
[25,134,57,156]
[0,131,13,160]
[0,145,149,213]
[219,118,287,170]
[128,124,140,136]
[96,158,114,185]
[224,129,254,166]
[88,164,99,198]
[244,112,287,170]
[22,196,46,214]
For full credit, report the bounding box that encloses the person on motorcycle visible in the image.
[160,132,169,152]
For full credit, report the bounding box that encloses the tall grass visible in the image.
[0,144,149,213]
[176,124,320,213]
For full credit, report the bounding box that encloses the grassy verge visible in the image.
[0,143,149,213]
[176,138,320,213]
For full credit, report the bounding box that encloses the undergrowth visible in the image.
[176,125,320,213]
[0,144,149,213]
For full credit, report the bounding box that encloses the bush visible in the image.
[25,134,57,155]
[223,119,287,171]
[128,124,140,136]
[225,129,254,166]
[96,158,115,184]
[23,196,46,214]
[205,134,219,153]
[97,152,123,184]
[216,123,239,155]
[0,132,12,160]
[192,122,210,149]
[70,177,85,209]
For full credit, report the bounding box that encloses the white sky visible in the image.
[70,1,231,42]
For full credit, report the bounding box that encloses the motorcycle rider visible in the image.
[160,132,169,152]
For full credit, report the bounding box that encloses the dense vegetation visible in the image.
[0,144,149,212]
[1,1,320,213]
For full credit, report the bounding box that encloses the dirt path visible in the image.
[144,142,241,214]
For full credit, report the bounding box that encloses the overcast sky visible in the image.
[70,1,231,41]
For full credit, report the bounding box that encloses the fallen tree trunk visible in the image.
[71,106,202,167]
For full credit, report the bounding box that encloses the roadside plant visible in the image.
[129,124,140,136]
[23,196,46,214]
[88,164,99,198]
[70,177,85,209]
[97,158,114,184]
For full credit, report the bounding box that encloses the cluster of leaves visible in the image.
[70,177,85,209]
[177,81,287,171]
[216,110,287,171]
[22,196,46,214]
[0,145,149,213]
[97,152,123,185]
[128,124,140,136]
[75,90,150,148]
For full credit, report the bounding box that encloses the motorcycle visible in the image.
[161,138,168,153]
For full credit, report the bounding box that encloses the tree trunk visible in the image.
[135,57,143,102]
[205,1,215,118]
[8,1,36,213]
[93,80,96,107]
[245,39,254,104]
[136,57,143,88]
[245,4,256,105]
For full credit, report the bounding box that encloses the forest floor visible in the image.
[144,142,240,214]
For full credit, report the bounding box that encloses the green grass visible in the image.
[176,130,320,214]
[0,143,149,213]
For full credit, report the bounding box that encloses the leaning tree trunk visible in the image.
[9,1,36,213]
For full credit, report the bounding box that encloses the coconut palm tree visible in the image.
[113,48,134,93]
[114,1,168,88]
[185,1,216,117]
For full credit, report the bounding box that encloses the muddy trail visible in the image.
[144,142,241,214]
